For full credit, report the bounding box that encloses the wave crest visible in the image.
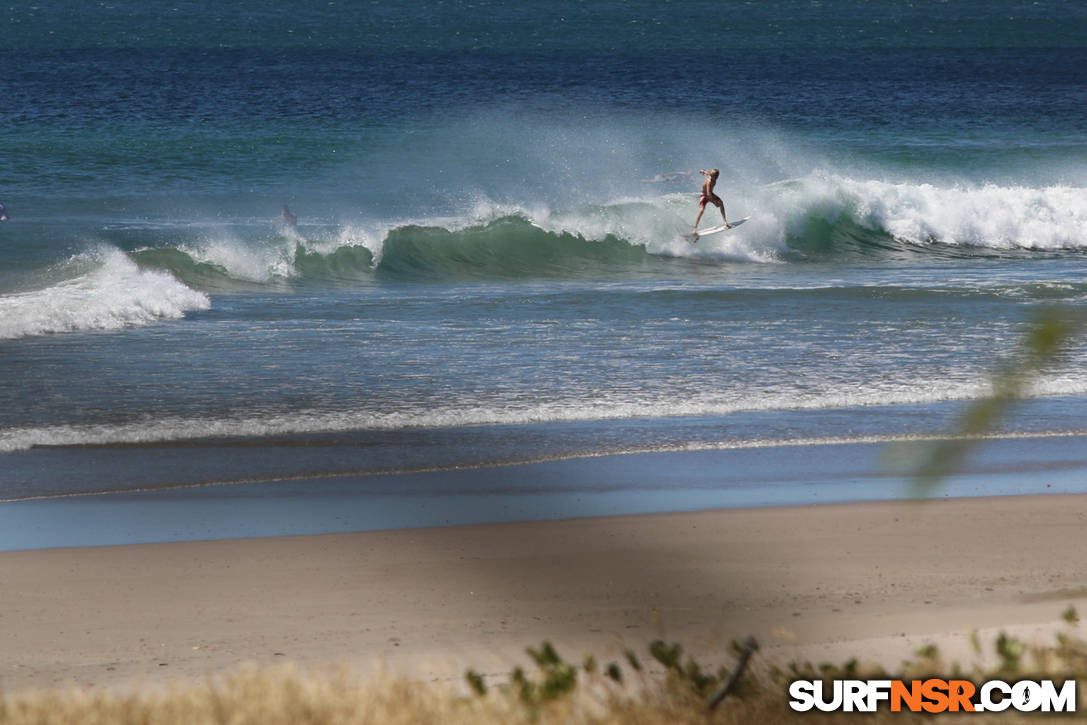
[814,177,1087,251]
[0,248,210,339]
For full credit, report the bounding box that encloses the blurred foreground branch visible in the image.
[912,306,1082,497]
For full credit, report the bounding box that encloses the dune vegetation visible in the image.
[2,610,1084,724]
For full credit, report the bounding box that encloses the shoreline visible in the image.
[6,427,1087,504]
[3,432,1087,552]
[2,494,1085,693]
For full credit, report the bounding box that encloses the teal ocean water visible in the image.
[2,2,1086,520]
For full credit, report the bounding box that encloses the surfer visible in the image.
[277,205,297,229]
[0,201,7,222]
[693,168,729,234]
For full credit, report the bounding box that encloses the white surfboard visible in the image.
[688,216,749,242]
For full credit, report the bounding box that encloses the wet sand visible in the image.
[2,494,1085,692]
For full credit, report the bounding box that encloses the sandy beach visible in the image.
[2,493,1085,694]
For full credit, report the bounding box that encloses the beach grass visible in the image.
[3,618,1084,724]
[0,664,886,725]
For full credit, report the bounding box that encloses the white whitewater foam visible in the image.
[800,175,1087,249]
[179,231,296,282]
[4,372,1087,452]
[0,247,210,339]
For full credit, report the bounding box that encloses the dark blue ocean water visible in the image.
[2,1,1086,504]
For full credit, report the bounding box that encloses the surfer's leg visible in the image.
[715,198,730,227]
[694,205,706,231]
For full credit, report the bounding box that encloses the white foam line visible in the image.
[4,373,1087,453]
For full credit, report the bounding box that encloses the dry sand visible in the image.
[1,494,1086,693]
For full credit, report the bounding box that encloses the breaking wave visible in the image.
[0,248,210,340]
[120,175,1087,287]
[4,174,1084,339]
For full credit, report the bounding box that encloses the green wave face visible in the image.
[293,244,376,282]
[129,247,258,291]
[376,217,651,281]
